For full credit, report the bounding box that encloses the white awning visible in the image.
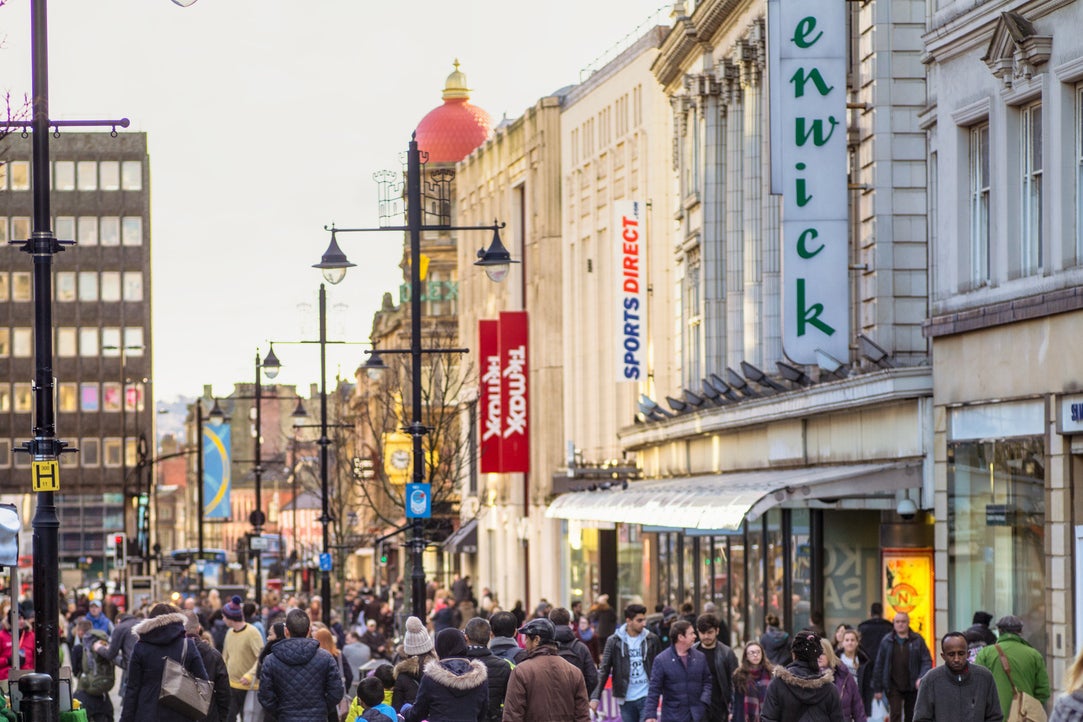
[545,461,922,531]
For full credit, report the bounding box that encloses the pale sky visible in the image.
[1,0,671,402]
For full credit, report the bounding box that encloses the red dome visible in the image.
[415,61,492,163]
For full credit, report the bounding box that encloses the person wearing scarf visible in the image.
[733,642,774,722]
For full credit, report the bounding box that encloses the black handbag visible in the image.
[159,638,213,720]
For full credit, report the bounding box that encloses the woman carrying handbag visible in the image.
[120,602,210,722]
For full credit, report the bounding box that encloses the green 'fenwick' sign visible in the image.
[399,280,459,303]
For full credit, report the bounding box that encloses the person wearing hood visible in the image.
[1051,643,1083,722]
[394,616,438,711]
[591,603,662,722]
[549,607,599,695]
[820,638,866,722]
[119,602,209,722]
[503,618,590,722]
[643,620,712,722]
[184,611,231,722]
[403,627,489,722]
[258,608,345,722]
[761,631,842,722]
[489,612,527,665]
[761,614,792,667]
[463,618,514,722]
[913,632,1000,722]
[964,613,998,650]
[975,615,1050,721]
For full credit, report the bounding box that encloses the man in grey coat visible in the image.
[914,632,1001,722]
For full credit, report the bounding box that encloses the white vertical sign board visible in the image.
[1076,526,1083,653]
[615,200,645,382]
[769,0,850,364]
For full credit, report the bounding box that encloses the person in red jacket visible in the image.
[0,607,35,681]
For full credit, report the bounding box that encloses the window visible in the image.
[12,272,31,302]
[122,217,142,246]
[103,382,122,412]
[56,328,77,357]
[100,217,120,246]
[0,220,6,245]
[55,216,75,241]
[11,217,30,242]
[9,161,30,190]
[123,272,143,301]
[0,275,6,302]
[78,271,98,302]
[13,329,32,358]
[0,388,8,413]
[100,272,121,302]
[969,124,990,285]
[80,439,100,467]
[76,161,97,191]
[58,383,78,412]
[99,161,120,190]
[0,439,9,468]
[121,160,142,190]
[14,383,33,413]
[78,216,98,246]
[1021,103,1042,274]
[56,272,76,302]
[80,383,100,412]
[101,328,121,354]
[103,438,123,468]
[79,328,99,357]
[0,329,8,356]
[54,160,75,190]
[124,328,144,355]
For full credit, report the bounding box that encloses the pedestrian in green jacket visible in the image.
[974,615,1050,720]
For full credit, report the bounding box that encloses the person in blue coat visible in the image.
[643,620,712,722]
[119,603,209,722]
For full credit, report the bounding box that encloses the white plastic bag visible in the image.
[870,697,888,722]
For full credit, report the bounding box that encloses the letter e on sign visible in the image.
[32,460,60,492]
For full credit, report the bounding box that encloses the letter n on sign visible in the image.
[499,311,530,473]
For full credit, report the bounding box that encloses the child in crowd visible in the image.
[373,664,396,707]
[347,677,401,722]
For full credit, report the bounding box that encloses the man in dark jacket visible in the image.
[490,611,527,664]
[591,604,663,722]
[549,607,599,695]
[119,604,209,722]
[404,627,489,722]
[694,614,739,722]
[858,603,894,714]
[464,618,514,722]
[185,611,231,722]
[871,612,933,722]
[643,621,711,722]
[503,618,590,722]
[913,632,1001,722]
[258,607,345,722]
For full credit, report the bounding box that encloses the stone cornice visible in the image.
[923,0,1073,66]
[619,367,933,450]
[652,0,756,90]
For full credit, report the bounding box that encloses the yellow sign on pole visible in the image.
[32,460,60,492]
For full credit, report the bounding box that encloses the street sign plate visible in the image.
[32,460,60,492]
[319,553,333,571]
[405,483,431,519]
[250,536,270,551]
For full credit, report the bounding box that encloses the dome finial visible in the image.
[443,59,470,101]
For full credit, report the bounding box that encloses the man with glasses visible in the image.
[591,604,663,722]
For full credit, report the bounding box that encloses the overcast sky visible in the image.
[1,0,670,402]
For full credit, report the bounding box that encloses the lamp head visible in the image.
[362,350,388,381]
[474,223,518,283]
[261,346,281,380]
[291,397,308,419]
[313,231,355,285]
[207,398,228,426]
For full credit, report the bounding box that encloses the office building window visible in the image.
[13,329,32,358]
[12,272,31,302]
[11,218,30,243]
[0,274,6,301]
[81,383,99,412]
[78,216,98,246]
[124,328,144,355]
[103,438,122,468]
[78,272,98,302]
[14,383,33,413]
[79,328,99,357]
[99,161,120,190]
[100,217,120,246]
[76,161,97,191]
[58,383,78,412]
[101,328,121,354]
[0,220,6,245]
[55,216,75,241]
[122,217,142,246]
[121,160,142,190]
[0,439,9,467]
[0,388,9,413]
[81,439,100,467]
[101,272,121,302]
[1021,102,1042,274]
[9,161,30,190]
[56,272,76,302]
[54,160,75,191]
[0,329,8,356]
[970,123,990,285]
[103,382,122,412]
[56,327,77,358]
[123,272,143,301]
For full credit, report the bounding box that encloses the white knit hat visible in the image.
[402,616,433,656]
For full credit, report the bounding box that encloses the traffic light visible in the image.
[378,543,388,566]
[112,533,127,567]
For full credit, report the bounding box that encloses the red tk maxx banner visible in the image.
[498,311,530,473]
[478,319,502,474]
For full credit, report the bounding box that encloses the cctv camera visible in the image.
[896,497,918,520]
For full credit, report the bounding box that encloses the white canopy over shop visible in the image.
[545,461,922,531]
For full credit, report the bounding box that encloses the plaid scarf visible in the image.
[742,666,772,722]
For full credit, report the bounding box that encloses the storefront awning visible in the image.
[545,461,921,531]
[443,518,478,554]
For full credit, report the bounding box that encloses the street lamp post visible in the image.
[315,133,516,619]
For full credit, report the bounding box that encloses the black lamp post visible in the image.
[315,132,516,619]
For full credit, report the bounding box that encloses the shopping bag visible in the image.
[870,697,888,722]
[1008,690,1047,722]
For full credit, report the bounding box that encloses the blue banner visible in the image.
[203,423,231,519]
[405,483,431,519]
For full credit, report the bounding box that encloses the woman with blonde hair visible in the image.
[820,637,866,722]
[315,628,351,722]
[1051,645,1083,722]
[732,642,774,722]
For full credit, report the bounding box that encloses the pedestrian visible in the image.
[119,602,209,722]
[362,619,391,660]
[86,599,114,635]
[346,676,400,722]
[343,631,374,694]
[732,642,773,722]
[393,616,437,711]
[576,616,600,665]
[694,613,739,722]
[503,618,590,722]
[871,612,933,722]
[912,632,1000,722]
[550,607,599,694]
[258,607,346,722]
[857,606,892,716]
[590,595,618,646]
[0,607,34,682]
[837,628,870,714]
[221,595,265,722]
[101,609,142,701]
[72,617,115,722]
[184,611,231,722]
[820,638,866,722]
[511,602,526,628]
[642,620,711,722]
[761,614,791,667]
[316,627,353,722]
[403,627,489,722]
[1051,643,1083,722]
[463,617,514,722]
[489,611,527,664]
[761,631,842,722]
[975,615,1050,721]
[964,613,998,656]
[591,603,663,722]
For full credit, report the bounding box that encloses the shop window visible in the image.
[765,509,785,627]
[58,383,78,412]
[121,160,142,190]
[617,524,645,612]
[99,161,120,190]
[745,519,766,642]
[54,161,75,191]
[728,534,747,644]
[948,437,1046,653]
